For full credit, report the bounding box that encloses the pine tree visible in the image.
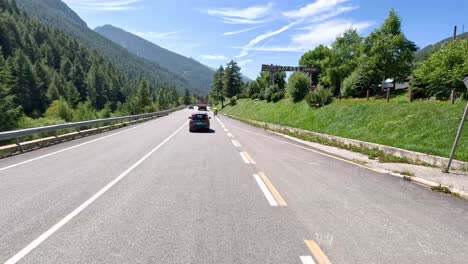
[12,50,39,115]
[210,65,224,106]
[0,82,22,131]
[137,80,151,111]
[69,62,86,101]
[223,60,242,98]
[47,73,61,101]
[0,0,7,12]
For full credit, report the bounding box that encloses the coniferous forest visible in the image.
[0,0,186,132]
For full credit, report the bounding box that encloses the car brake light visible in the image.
[206,115,209,120]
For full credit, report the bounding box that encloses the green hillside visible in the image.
[221,99,468,161]
[415,32,468,62]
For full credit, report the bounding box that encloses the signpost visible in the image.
[444,76,468,173]
[261,64,317,86]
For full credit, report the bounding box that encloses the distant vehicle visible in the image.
[189,112,210,132]
[188,105,194,109]
[198,104,207,111]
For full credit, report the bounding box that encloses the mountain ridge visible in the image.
[415,32,468,61]
[94,24,214,94]
[16,0,199,93]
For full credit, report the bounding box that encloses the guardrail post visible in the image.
[16,137,24,153]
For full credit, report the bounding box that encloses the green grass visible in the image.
[398,170,415,177]
[221,98,468,161]
[431,185,452,194]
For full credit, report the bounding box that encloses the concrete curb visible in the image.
[224,114,468,199]
[224,114,468,170]
[276,123,468,199]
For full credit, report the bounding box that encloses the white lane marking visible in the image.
[3,121,188,264]
[0,115,170,172]
[300,256,316,264]
[243,152,256,164]
[227,133,234,138]
[232,140,241,147]
[253,174,278,207]
[240,152,250,164]
[228,124,382,173]
[224,128,229,132]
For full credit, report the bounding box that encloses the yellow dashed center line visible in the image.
[304,240,332,264]
[243,151,256,164]
[258,172,287,207]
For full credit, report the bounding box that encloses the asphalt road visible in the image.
[0,109,467,264]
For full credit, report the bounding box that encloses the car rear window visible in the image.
[192,114,207,120]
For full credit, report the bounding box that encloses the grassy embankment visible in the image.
[221,97,468,162]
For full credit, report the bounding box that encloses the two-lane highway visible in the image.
[1,109,467,263]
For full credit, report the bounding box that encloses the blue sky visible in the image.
[63,0,468,79]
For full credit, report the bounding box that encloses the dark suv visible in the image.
[189,112,210,132]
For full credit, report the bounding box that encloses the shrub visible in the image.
[230,96,237,106]
[287,72,312,102]
[18,115,65,129]
[97,103,112,119]
[413,39,468,99]
[264,84,279,102]
[45,100,74,122]
[305,86,333,108]
[342,70,370,98]
[271,91,285,103]
[73,101,97,121]
[246,80,261,98]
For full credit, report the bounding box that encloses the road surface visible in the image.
[0,109,467,264]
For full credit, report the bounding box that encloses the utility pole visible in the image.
[453,25,457,40]
[444,77,468,173]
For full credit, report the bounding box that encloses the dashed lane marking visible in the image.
[300,256,316,264]
[304,240,332,264]
[258,172,287,206]
[240,152,250,164]
[232,140,241,147]
[243,151,256,164]
[253,174,278,206]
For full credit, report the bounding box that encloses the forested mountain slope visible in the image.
[95,25,214,94]
[0,0,181,132]
[16,0,194,92]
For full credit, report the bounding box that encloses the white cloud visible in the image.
[283,0,349,19]
[63,0,143,11]
[223,26,260,36]
[135,30,183,40]
[238,59,253,67]
[235,0,368,57]
[236,20,302,58]
[291,20,373,49]
[203,3,274,24]
[199,55,228,60]
[243,19,373,53]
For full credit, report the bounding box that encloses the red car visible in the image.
[197,105,207,111]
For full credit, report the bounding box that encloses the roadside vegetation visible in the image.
[209,9,468,162]
[222,98,468,161]
[0,0,205,133]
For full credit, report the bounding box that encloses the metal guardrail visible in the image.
[0,107,182,142]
